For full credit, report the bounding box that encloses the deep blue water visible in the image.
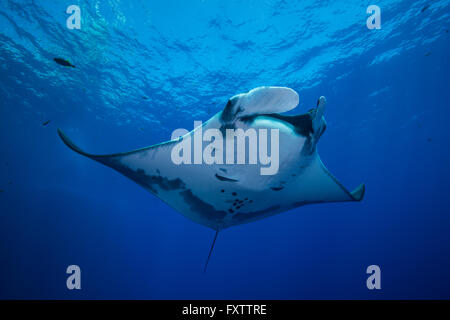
[1,0,449,299]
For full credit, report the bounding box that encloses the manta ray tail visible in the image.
[203,230,219,273]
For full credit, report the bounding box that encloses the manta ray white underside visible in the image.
[59,86,364,231]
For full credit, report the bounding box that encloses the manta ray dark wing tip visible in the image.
[57,129,92,158]
[351,183,365,201]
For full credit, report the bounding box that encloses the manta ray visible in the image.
[58,86,365,271]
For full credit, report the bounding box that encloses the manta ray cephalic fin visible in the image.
[221,86,299,122]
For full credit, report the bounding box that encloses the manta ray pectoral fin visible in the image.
[320,165,365,203]
[350,183,365,201]
[57,129,146,165]
[57,129,176,193]
[57,128,144,177]
[58,129,96,159]
[303,154,365,204]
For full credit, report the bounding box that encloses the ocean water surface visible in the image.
[0,0,449,299]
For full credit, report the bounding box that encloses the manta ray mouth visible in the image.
[236,93,326,138]
[239,109,316,137]
[265,96,327,137]
[261,110,315,137]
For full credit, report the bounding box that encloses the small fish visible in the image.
[425,51,431,56]
[42,120,51,126]
[0,189,4,193]
[427,137,432,142]
[8,181,12,185]
[142,96,149,100]
[421,4,430,13]
[53,58,76,68]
